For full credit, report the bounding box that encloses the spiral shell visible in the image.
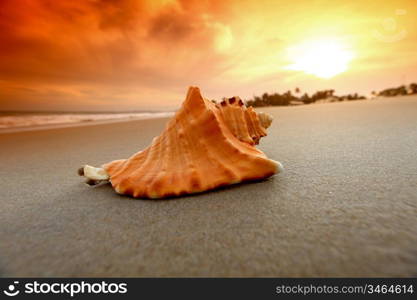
[87,87,281,199]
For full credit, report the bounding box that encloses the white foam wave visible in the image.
[0,112,174,130]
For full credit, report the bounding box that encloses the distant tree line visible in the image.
[245,88,366,107]
[373,83,417,97]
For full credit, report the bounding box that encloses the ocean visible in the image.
[0,111,174,132]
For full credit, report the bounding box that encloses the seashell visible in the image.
[79,87,283,199]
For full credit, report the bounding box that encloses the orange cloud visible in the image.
[0,0,236,109]
[0,0,416,111]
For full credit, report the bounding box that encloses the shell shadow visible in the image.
[92,176,278,202]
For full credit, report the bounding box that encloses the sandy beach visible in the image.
[0,96,416,277]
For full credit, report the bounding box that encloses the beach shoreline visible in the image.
[0,113,174,134]
[2,95,415,134]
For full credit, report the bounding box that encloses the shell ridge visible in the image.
[166,119,185,195]
[163,100,203,196]
[250,109,267,137]
[194,109,240,186]
[117,136,162,195]
[176,117,196,195]
[183,107,242,191]
[218,99,258,145]
[244,109,257,141]
[140,133,167,196]
[178,102,210,193]
[145,123,172,198]
[208,106,266,181]
[109,149,148,181]
[182,99,240,192]
[224,105,238,138]
[116,148,151,185]
[209,111,276,182]
[172,118,190,195]
[232,105,252,143]
[246,108,265,143]
[209,111,248,181]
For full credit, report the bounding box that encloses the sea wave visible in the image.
[0,112,174,130]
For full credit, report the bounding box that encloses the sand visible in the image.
[0,96,416,277]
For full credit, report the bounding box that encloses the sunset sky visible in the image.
[1,0,416,111]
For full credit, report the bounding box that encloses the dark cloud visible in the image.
[0,0,240,111]
[148,9,194,41]
[0,0,234,88]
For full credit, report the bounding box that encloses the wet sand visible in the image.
[0,96,416,277]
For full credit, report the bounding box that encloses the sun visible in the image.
[285,38,354,79]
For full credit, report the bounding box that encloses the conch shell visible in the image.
[78,87,283,199]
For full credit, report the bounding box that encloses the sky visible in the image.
[0,0,416,111]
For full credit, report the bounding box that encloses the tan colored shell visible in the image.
[90,87,281,199]
[217,96,268,145]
